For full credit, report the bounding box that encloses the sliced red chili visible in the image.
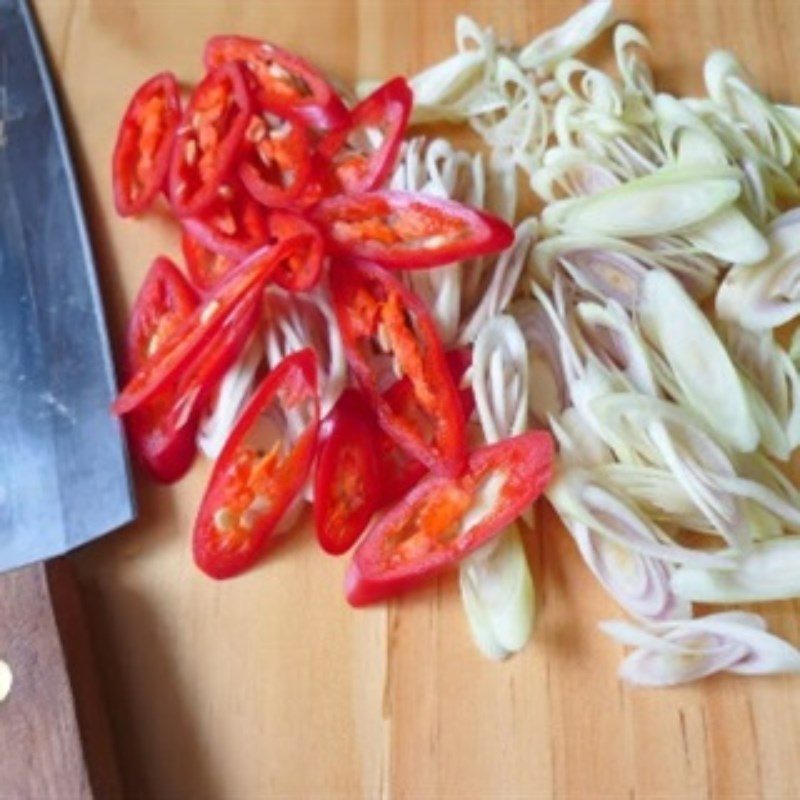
[114,237,307,416]
[181,230,239,294]
[310,191,515,270]
[330,260,466,477]
[239,109,312,207]
[127,294,260,483]
[169,62,252,217]
[318,77,411,194]
[182,185,269,261]
[193,349,320,578]
[112,72,181,217]
[378,348,475,506]
[266,210,325,292]
[204,35,349,131]
[314,390,381,555]
[345,431,555,606]
[125,256,199,374]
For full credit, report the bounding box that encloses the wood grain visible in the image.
[29,1,800,797]
[0,561,121,799]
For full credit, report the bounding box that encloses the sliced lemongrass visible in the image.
[518,0,615,71]
[197,333,263,459]
[566,517,691,621]
[672,536,800,604]
[460,524,535,660]
[601,612,800,686]
[637,269,759,452]
[542,166,742,238]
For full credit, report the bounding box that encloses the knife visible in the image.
[0,0,135,795]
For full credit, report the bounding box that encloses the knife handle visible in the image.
[0,560,122,799]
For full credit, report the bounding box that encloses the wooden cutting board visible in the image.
[31,1,800,797]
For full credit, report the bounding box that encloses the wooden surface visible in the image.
[30,1,800,797]
[0,561,121,799]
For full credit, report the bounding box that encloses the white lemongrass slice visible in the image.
[549,406,612,469]
[197,334,263,459]
[542,167,742,238]
[567,518,691,621]
[471,315,529,443]
[638,269,759,452]
[548,469,733,568]
[531,147,620,203]
[510,299,568,424]
[576,300,657,395]
[558,249,647,308]
[601,612,800,686]
[461,317,534,659]
[518,0,615,71]
[682,207,768,265]
[458,218,538,344]
[672,536,800,603]
[262,285,345,416]
[459,524,535,660]
[593,464,711,531]
[614,24,654,96]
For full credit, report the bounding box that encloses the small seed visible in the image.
[146,333,161,358]
[375,322,391,353]
[184,139,198,166]
[200,299,220,324]
[424,234,448,250]
[213,507,236,532]
[392,356,404,379]
[218,184,234,200]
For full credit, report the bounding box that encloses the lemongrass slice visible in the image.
[549,406,612,469]
[460,523,535,660]
[197,333,263,459]
[566,517,691,621]
[548,468,732,568]
[601,612,800,686]
[672,536,800,604]
[262,284,345,416]
[542,166,742,237]
[614,24,654,97]
[511,299,568,425]
[637,269,759,452]
[461,316,534,659]
[458,218,538,344]
[517,0,615,71]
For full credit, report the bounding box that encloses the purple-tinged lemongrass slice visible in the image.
[601,612,800,686]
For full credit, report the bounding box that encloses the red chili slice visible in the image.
[169,62,252,217]
[266,210,325,291]
[204,35,349,131]
[114,237,308,416]
[182,185,269,261]
[378,348,475,506]
[181,230,239,294]
[112,72,181,217]
[345,431,555,606]
[239,109,312,207]
[318,77,411,194]
[314,390,382,555]
[193,349,320,578]
[127,294,260,483]
[330,260,466,477]
[309,191,515,270]
[125,256,199,374]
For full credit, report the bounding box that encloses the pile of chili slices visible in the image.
[111,37,554,623]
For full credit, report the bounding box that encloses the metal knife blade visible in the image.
[0,0,135,572]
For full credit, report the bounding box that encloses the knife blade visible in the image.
[0,0,135,572]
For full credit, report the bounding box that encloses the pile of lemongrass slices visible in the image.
[207,0,800,684]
